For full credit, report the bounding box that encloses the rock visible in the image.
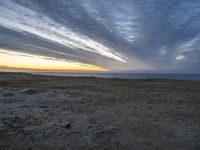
[0,121,4,128]
[69,92,83,98]
[20,89,39,94]
[39,105,48,108]
[64,123,71,129]
[3,93,14,97]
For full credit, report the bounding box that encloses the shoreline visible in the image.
[1,71,200,81]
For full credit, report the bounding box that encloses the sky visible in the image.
[0,0,200,73]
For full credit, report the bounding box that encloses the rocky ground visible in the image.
[0,72,200,150]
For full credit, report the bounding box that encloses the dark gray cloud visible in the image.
[0,0,200,72]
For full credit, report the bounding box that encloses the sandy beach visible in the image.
[0,72,200,150]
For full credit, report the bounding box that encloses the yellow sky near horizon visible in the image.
[0,49,107,72]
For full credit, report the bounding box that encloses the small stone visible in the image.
[21,89,38,94]
[64,123,71,129]
[0,121,4,128]
[3,93,14,97]
[69,92,83,98]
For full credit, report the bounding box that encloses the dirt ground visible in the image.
[0,72,200,150]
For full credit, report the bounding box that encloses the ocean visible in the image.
[32,72,200,81]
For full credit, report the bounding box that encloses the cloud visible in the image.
[0,0,200,72]
[175,55,185,61]
[0,0,126,62]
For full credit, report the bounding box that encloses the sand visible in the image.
[0,72,200,150]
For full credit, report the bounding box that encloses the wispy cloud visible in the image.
[0,0,126,63]
[0,0,199,72]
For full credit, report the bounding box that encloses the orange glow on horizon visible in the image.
[0,49,107,72]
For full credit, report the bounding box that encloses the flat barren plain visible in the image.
[0,72,200,150]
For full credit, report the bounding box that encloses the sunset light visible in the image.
[0,49,106,71]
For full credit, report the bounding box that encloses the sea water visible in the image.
[33,72,200,81]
